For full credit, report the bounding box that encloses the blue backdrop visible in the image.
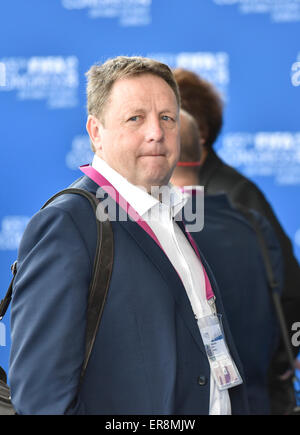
[0,0,299,380]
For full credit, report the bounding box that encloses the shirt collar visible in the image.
[92,154,188,219]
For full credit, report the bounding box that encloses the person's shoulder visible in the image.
[219,160,261,192]
[18,176,99,264]
[35,175,98,221]
[205,151,261,195]
[204,193,261,235]
[23,176,98,242]
[213,157,271,207]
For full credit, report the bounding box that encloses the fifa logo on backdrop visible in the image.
[0,56,79,108]
[147,51,229,100]
[218,131,300,185]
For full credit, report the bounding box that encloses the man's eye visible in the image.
[161,115,172,121]
[128,116,140,122]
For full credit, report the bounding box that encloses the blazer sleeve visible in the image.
[9,204,93,414]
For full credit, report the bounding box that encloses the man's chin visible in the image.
[139,175,172,193]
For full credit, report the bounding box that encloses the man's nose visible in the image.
[144,117,164,142]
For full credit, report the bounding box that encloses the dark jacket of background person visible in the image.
[173,68,300,376]
[198,149,300,365]
[191,193,283,414]
[171,108,297,414]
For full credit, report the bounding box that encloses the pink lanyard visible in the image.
[80,164,215,303]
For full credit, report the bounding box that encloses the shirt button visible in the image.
[197,375,207,386]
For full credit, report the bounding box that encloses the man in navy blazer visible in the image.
[9,56,249,415]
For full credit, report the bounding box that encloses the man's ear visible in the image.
[86,115,103,153]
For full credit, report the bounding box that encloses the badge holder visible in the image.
[197,314,243,391]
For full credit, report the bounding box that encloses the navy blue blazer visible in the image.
[9,176,249,415]
[191,194,283,414]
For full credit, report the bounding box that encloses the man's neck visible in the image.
[199,146,208,165]
[171,170,200,188]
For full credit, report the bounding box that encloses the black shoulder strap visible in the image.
[235,203,295,372]
[0,188,114,384]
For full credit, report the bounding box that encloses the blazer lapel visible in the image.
[119,218,207,357]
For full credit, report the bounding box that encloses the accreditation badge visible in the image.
[197,314,243,391]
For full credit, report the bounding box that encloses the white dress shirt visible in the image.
[92,154,232,415]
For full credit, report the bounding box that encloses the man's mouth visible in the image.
[140,153,166,157]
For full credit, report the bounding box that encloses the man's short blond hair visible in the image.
[86,56,181,123]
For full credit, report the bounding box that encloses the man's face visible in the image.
[88,73,180,191]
